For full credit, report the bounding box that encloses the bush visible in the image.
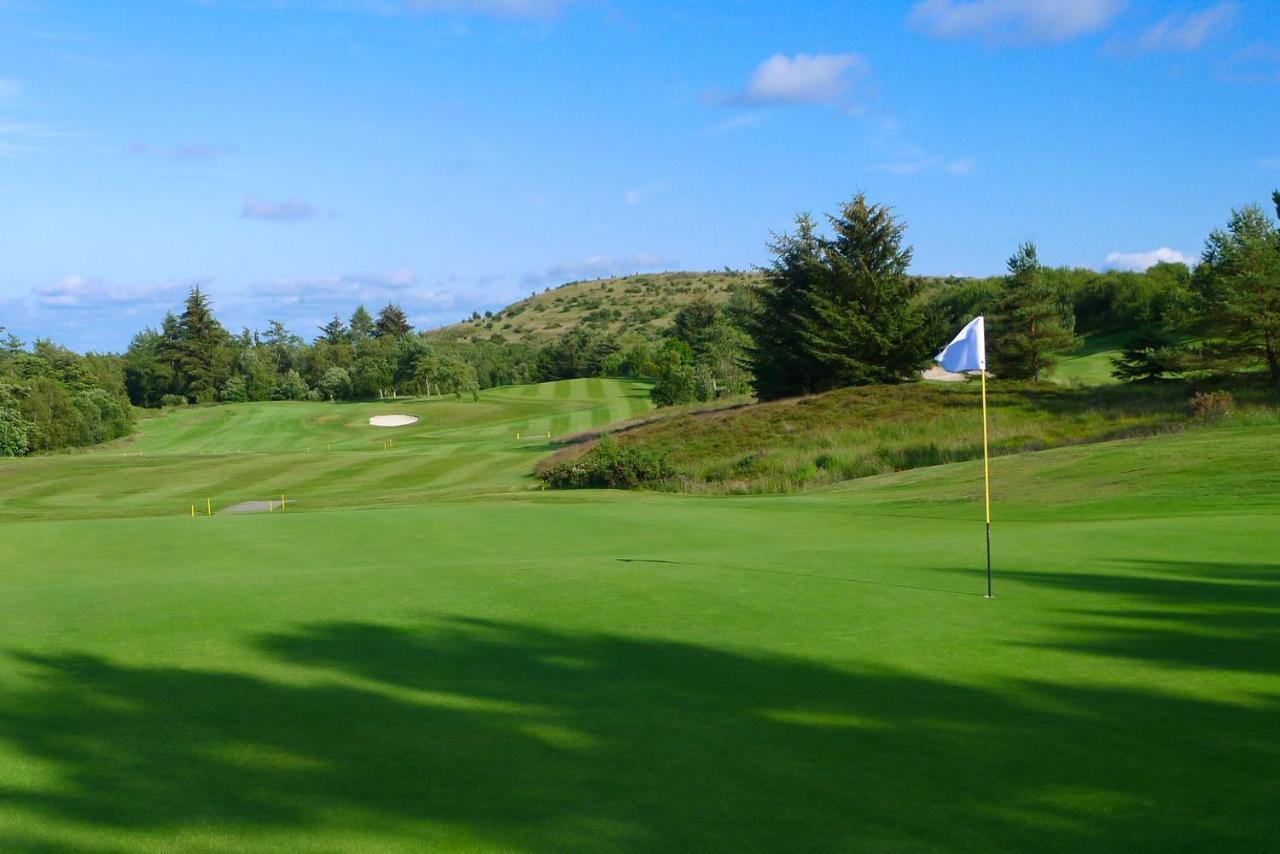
[221,375,249,403]
[160,394,187,408]
[540,438,677,489]
[1190,390,1234,420]
[0,401,31,456]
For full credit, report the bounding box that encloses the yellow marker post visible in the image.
[190,504,195,518]
[206,498,212,517]
[269,500,274,512]
[281,494,286,511]
[980,368,993,599]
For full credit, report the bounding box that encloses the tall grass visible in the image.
[539,379,1278,493]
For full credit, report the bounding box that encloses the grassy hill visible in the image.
[543,379,1268,493]
[0,384,1276,851]
[435,270,761,345]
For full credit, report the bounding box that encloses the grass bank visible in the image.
[539,379,1278,493]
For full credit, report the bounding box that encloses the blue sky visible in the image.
[1,0,1277,351]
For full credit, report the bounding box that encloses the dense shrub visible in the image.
[160,394,187,408]
[1190,390,1234,420]
[540,438,677,489]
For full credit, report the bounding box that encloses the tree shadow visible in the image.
[0,615,1275,851]
[1000,560,1280,674]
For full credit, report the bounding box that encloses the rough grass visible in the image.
[540,379,1279,493]
[434,270,760,344]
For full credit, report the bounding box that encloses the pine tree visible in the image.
[374,303,412,339]
[166,287,231,401]
[1195,201,1280,388]
[989,243,1077,381]
[317,314,348,345]
[749,195,933,400]
[349,305,376,341]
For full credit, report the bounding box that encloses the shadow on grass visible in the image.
[1001,559,1280,675]
[0,613,1276,851]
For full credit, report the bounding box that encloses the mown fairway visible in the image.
[0,381,1277,852]
[0,378,652,521]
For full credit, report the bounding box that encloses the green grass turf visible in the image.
[0,378,653,522]
[1052,333,1127,386]
[0,382,1277,851]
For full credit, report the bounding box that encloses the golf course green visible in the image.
[0,378,1276,852]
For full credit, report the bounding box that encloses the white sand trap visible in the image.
[922,365,969,383]
[368,414,420,427]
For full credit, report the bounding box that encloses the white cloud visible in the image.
[1220,40,1280,84]
[909,0,1124,44]
[401,0,571,19]
[241,196,318,222]
[34,274,189,312]
[521,253,670,287]
[740,53,867,105]
[872,155,975,176]
[1121,2,1236,54]
[129,141,234,160]
[624,181,669,206]
[1104,248,1195,271]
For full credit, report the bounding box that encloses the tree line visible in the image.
[3,188,1275,456]
[746,189,1280,400]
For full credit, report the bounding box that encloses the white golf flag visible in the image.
[935,316,985,373]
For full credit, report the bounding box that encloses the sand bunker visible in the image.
[922,365,969,383]
[368,414,420,427]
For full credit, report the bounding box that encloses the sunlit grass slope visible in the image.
[1052,332,1126,386]
[0,378,652,521]
[0,425,1276,851]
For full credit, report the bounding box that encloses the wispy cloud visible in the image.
[1219,41,1280,84]
[240,195,318,222]
[1104,247,1195,271]
[1109,2,1236,55]
[872,155,976,176]
[521,252,671,288]
[703,111,767,137]
[1260,158,1280,170]
[401,0,572,19]
[909,0,1125,45]
[129,141,235,160]
[624,181,669,206]
[0,79,21,98]
[34,274,190,311]
[735,53,868,106]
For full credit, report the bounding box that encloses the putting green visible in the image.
[0,380,1275,852]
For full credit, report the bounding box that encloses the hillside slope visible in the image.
[540,380,1276,493]
[434,270,761,345]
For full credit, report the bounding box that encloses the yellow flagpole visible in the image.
[981,368,993,598]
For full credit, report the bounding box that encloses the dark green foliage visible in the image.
[1111,329,1192,382]
[316,315,348,345]
[989,243,1078,381]
[270,370,310,401]
[374,304,412,339]
[540,437,676,489]
[750,195,933,400]
[0,383,32,456]
[349,305,376,341]
[317,367,353,401]
[220,375,249,403]
[1194,202,1280,388]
